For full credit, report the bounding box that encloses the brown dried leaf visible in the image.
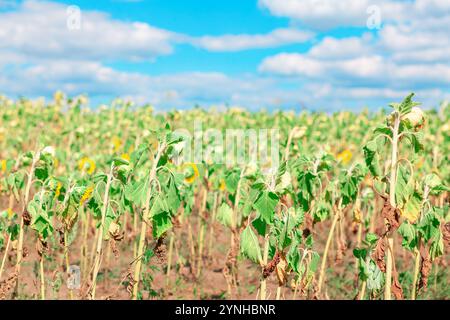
[381,197,400,232]
[36,237,48,257]
[110,239,119,258]
[335,240,347,265]
[419,247,432,291]
[391,265,404,300]
[153,237,167,265]
[442,223,450,247]
[263,251,280,279]
[275,254,288,286]
[58,228,65,246]
[372,237,386,272]
[23,209,31,226]
[303,213,313,238]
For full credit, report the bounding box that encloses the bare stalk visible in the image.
[317,205,341,296]
[15,151,40,296]
[259,234,270,300]
[132,143,165,300]
[385,113,400,300]
[90,164,114,299]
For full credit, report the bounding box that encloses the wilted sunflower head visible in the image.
[183,163,199,184]
[1,159,6,173]
[78,157,96,175]
[336,149,353,165]
[402,106,425,129]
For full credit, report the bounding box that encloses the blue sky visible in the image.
[0,0,449,111]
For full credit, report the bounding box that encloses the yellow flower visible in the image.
[121,153,130,161]
[53,157,59,169]
[1,159,6,173]
[78,157,96,175]
[112,136,122,153]
[80,185,94,205]
[54,182,62,198]
[415,157,424,170]
[53,91,65,107]
[219,179,226,191]
[183,163,199,184]
[353,208,362,224]
[337,149,352,165]
[7,208,14,219]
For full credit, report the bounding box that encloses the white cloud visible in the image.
[309,35,372,59]
[258,0,450,93]
[260,50,450,89]
[0,0,176,62]
[259,53,324,77]
[0,0,448,111]
[0,58,280,109]
[258,0,449,30]
[193,28,314,52]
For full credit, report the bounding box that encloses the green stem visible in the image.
[358,280,367,300]
[132,143,165,300]
[317,202,342,296]
[385,112,400,300]
[260,234,270,300]
[15,150,40,297]
[196,188,208,278]
[90,164,114,299]
[64,231,74,300]
[0,234,10,281]
[40,254,45,300]
[166,231,175,289]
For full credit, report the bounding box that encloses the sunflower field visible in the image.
[0,92,448,300]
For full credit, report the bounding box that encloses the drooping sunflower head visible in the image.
[54,182,62,199]
[80,185,95,206]
[183,163,199,184]
[1,159,6,173]
[78,157,96,175]
[112,136,122,153]
[219,179,226,191]
[120,153,130,161]
[337,149,353,165]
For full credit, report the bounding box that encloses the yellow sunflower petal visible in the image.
[337,149,352,165]
[80,185,95,205]
[219,179,226,191]
[183,163,199,184]
[79,157,96,175]
[121,153,130,161]
[54,182,62,198]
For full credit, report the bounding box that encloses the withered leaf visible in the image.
[391,265,404,300]
[419,246,432,291]
[381,197,401,232]
[372,236,386,272]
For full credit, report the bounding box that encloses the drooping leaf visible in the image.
[254,191,279,225]
[216,203,233,228]
[240,226,262,265]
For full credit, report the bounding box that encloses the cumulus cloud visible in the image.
[192,28,314,52]
[0,58,281,109]
[259,0,450,101]
[0,0,448,111]
[260,49,450,90]
[258,0,449,30]
[0,0,176,62]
